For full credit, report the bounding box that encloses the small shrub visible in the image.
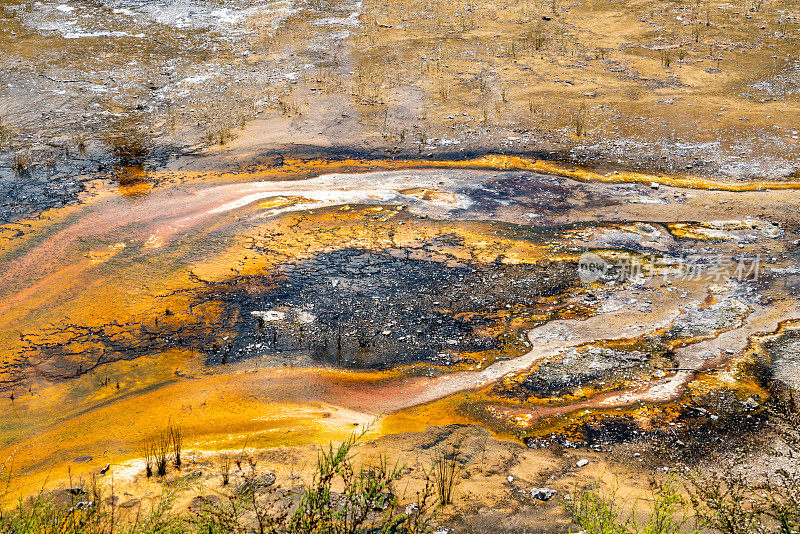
[104,120,151,166]
[432,444,459,505]
[220,454,231,486]
[566,480,693,534]
[169,424,182,469]
[661,50,673,68]
[692,24,702,42]
[574,102,588,137]
[565,485,629,533]
[12,152,31,177]
[643,479,694,534]
[204,125,236,145]
[155,432,170,477]
[0,118,12,147]
[530,26,547,50]
[289,431,436,533]
[686,469,761,534]
[71,132,87,154]
[143,441,154,478]
[437,82,449,101]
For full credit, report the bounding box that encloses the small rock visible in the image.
[650,182,660,190]
[507,475,514,483]
[743,397,760,411]
[372,491,393,511]
[99,463,110,475]
[70,501,94,511]
[236,472,277,494]
[404,503,420,516]
[188,495,220,513]
[576,459,589,468]
[118,498,140,509]
[531,487,557,501]
[523,437,538,448]
[184,471,203,481]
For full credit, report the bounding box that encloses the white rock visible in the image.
[251,310,285,321]
[530,488,557,501]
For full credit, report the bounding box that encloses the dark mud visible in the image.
[453,171,621,221]
[201,247,580,369]
[762,329,800,390]
[524,388,770,465]
[510,338,674,399]
[14,244,582,389]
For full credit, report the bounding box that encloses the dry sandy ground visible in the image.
[51,424,676,534]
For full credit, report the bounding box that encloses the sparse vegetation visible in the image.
[564,398,800,534]
[0,118,12,147]
[142,424,183,478]
[574,102,588,137]
[12,152,31,176]
[528,25,547,51]
[565,484,631,533]
[143,442,154,478]
[0,433,439,533]
[203,124,237,146]
[661,50,673,68]
[104,118,152,167]
[432,444,459,506]
[0,469,183,534]
[170,424,183,469]
[71,131,87,154]
[565,480,694,534]
[155,433,169,477]
[220,454,232,486]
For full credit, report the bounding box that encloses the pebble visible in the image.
[530,487,557,501]
[576,459,589,468]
